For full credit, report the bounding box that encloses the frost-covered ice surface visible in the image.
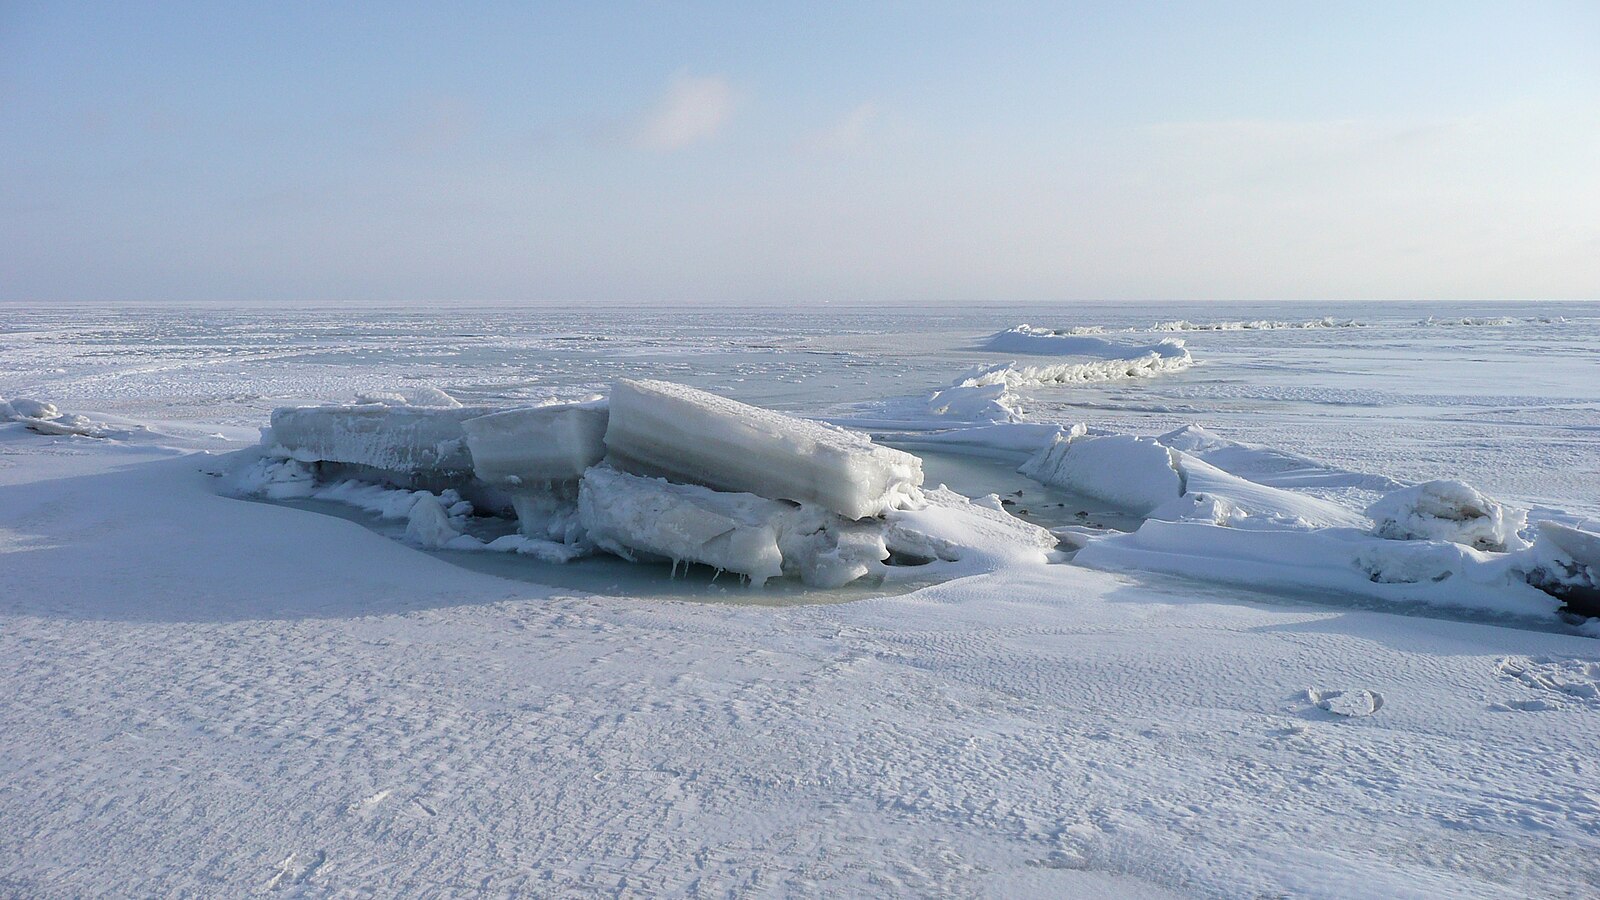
[4,300,1600,897]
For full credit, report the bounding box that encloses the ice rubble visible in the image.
[1367,480,1527,552]
[243,380,1055,589]
[1013,423,1600,619]
[1,395,109,437]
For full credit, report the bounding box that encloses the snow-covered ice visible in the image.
[1367,479,1528,552]
[4,300,1600,898]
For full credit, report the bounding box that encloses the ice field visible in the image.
[3,300,1600,897]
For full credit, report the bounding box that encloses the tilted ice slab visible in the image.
[268,404,497,485]
[604,379,923,520]
[578,465,891,588]
[1020,430,1365,529]
[461,401,609,487]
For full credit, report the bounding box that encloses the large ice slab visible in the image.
[461,401,609,487]
[267,404,495,484]
[604,379,923,519]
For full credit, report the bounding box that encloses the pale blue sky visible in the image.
[3,1,1597,302]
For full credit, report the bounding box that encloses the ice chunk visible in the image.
[267,405,495,484]
[578,465,788,585]
[1367,480,1527,552]
[604,379,923,519]
[404,495,462,549]
[577,466,891,587]
[461,402,609,487]
[1020,433,1181,516]
[508,483,585,543]
[0,395,109,437]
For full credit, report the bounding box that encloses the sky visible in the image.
[2,1,1598,303]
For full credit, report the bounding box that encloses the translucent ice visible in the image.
[604,379,923,519]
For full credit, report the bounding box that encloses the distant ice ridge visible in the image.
[928,327,1194,422]
[1008,423,1599,620]
[1415,315,1568,326]
[1148,316,1361,331]
[237,380,1056,588]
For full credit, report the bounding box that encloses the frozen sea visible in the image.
[2,300,1599,897]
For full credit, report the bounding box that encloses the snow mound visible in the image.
[1075,520,1564,619]
[1021,428,1366,529]
[1,395,110,437]
[353,386,465,408]
[1021,432,1179,516]
[1367,480,1528,552]
[605,379,924,520]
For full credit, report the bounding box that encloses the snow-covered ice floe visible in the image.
[233,380,1061,589]
[1020,428,1365,529]
[1,395,112,437]
[1007,423,1600,621]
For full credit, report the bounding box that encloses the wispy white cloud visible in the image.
[637,72,738,151]
[805,102,880,154]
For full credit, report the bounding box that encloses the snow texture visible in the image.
[605,379,924,519]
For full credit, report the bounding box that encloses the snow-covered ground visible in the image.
[3,301,1600,897]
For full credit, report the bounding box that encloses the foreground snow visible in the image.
[4,430,1600,897]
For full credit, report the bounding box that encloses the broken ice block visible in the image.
[461,402,609,487]
[267,405,494,486]
[578,465,788,586]
[603,379,923,519]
